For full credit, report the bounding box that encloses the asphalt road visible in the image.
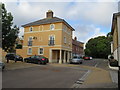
[2,65,87,88]
[2,58,110,88]
[82,58,109,69]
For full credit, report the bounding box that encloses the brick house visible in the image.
[72,37,84,56]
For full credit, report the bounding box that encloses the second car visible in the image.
[24,55,48,65]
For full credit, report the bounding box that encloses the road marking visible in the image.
[94,63,99,67]
[71,70,91,88]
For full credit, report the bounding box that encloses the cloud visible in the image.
[3,1,118,43]
[64,2,118,27]
[73,24,106,43]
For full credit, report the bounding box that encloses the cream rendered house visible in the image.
[17,10,74,63]
[111,12,120,63]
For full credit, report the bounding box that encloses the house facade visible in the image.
[111,12,120,63]
[17,10,74,63]
[72,37,84,56]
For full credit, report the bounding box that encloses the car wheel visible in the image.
[21,59,23,62]
[43,63,46,65]
[14,58,17,63]
[26,60,28,63]
[80,62,82,64]
[38,61,41,64]
[2,66,5,70]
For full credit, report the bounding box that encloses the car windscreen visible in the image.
[35,56,41,58]
[73,56,81,59]
[30,56,35,58]
[16,54,21,57]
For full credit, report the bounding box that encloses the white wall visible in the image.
[111,42,113,53]
[117,15,120,66]
[114,49,118,60]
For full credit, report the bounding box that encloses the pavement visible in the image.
[108,61,118,84]
[47,63,118,88]
[71,65,117,88]
[109,70,118,84]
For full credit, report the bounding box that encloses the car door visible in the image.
[10,54,15,60]
[33,56,38,63]
[35,56,40,63]
[30,56,35,63]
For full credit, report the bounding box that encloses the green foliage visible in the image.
[2,3,19,52]
[16,44,22,49]
[85,33,112,59]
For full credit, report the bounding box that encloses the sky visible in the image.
[1,0,119,44]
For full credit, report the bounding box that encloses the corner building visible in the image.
[18,10,75,64]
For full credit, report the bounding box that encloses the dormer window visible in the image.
[50,24,55,30]
[29,27,33,32]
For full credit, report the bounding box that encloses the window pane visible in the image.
[39,48,43,54]
[30,27,32,32]
[29,37,32,41]
[64,37,66,43]
[50,24,54,30]
[28,48,32,54]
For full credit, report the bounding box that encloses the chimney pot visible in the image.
[74,37,77,41]
[46,10,53,18]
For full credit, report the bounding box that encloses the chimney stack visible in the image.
[46,10,53,18]
[74,37,77,41]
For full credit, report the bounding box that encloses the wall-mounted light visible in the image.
[33,37,37,39]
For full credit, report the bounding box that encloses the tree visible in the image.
[84,32,112,59]
[2,3,19,52]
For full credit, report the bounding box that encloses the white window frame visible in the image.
[38,48,44,55]
[28,36,33,41]
[39,26,41,31]
[29,27,33,32]
[27,47,32,55]
[69,39,71,46]
[42,25,44,31]
[39,36,42,41]
[49,35,55,40]
[50,24,55,30]
[64,26,67,32]
[64,36,66,44]
[49,35,55,45]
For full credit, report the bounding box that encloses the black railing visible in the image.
[28,41,32,46]
[48,40,55,46]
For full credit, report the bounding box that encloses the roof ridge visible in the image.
[21,16,74,31]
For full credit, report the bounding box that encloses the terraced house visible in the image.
[17,10,74,63]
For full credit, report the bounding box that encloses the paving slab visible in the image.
[110,70,118,84]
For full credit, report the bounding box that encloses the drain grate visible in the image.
[75,80,84,84]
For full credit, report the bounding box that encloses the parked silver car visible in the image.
[70,56,83,64]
